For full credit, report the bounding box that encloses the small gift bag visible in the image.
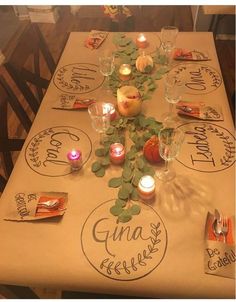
[204,211,235,279]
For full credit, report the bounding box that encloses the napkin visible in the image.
[177,101,224,121]
[173,48,210,61]
[204,211,235,279]
[4,192,68,221]
[52,94,96,110]
[84,30,108,49]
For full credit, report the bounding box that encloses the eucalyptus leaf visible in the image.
[118,187,130,200]
[123,182,134,194]
[110,205,123,216]
[95,167,105,177]
[118,213,132,223]
[108,177,123,188]
[131,188,140,201]
[130,204,141,215]
[101,157,110,166]
[115,199,127,207]
[91,161,101,172]
[95,148,105,157]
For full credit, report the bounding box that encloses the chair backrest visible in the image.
[0,75,32,188]
[3,22,56,114]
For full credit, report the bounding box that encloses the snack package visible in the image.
[52,94,96,110]
[173,48,210,61]
[177,101,224,121]
[84,30,108,49]
[4,192,68,221]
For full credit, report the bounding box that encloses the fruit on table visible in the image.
[143,135,161,163]
[117,86,142,117]
[136,53,154,73]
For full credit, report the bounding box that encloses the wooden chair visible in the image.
[0,75,32,191]
[3,22,56,114]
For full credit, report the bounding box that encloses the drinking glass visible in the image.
[156,126,184,182]
[161,26,179,66]
[88,102,111,145]
[99,55,115,92]
[164,73,185,121]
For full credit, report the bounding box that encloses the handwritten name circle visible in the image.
[169,63,222,95]
[177,122,235,172]
[81,200,168,281]
[53,63,105,94]
[25,126,92,177]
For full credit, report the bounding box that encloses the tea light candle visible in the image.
[67,149,82,171]
[136,33,148,48]
[103,103,117,121]
[109,143,125,165]
[138,175,155,200]
[119,64,132,81]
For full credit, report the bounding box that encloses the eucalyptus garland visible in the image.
[91,114,162,223]
[109,33,169,99]
[91,33,169,223]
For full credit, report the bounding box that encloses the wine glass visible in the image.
[99,55,115,92]
[161,26,179,66]
[163,73,185,122]
[156,126,184,182]
[88,102,111,145]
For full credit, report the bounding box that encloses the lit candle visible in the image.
[138,175,155,200]
[109,143,125,165]
[67,149,82,171]
[119,64,132,81]
[103,103,117,121]
[136,33,148,48]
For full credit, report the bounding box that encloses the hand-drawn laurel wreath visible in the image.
[173,65,221,89]
[207,125,235,166]
[27,128,55,168]
[200,66,222,88]
[100,222,161,276]
[56,67,91,92]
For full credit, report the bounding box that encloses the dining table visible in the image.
[0,31,235,298]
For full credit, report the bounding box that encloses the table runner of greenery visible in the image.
[91,33,169,223]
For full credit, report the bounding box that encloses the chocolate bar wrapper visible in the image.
[4,192,68,221]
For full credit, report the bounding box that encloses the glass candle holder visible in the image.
[103,103,117,121]
[138,175,155,200]
[67,149,82,171]
[119,64,132,81]
[136,33,148,48]
[109,143,125,165]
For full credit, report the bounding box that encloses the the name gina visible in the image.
[92,218,150,257]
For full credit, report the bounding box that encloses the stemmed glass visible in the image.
[161,26,179,66]
[88,102,111,145]
[164,73,185,121]
[156,126,185,182]
[99,54,115,92]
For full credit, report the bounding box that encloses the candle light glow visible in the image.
[138,175,155,200]
[119,64,132,81]
[136,33,148,48]
[67,149,82,171]
[109,143,125,165]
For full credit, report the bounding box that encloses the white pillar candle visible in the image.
[109,143,125,165]
[119,64,132,81]
[138,175,155,200]
[67,149,82,171]
[136,33,148,48]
